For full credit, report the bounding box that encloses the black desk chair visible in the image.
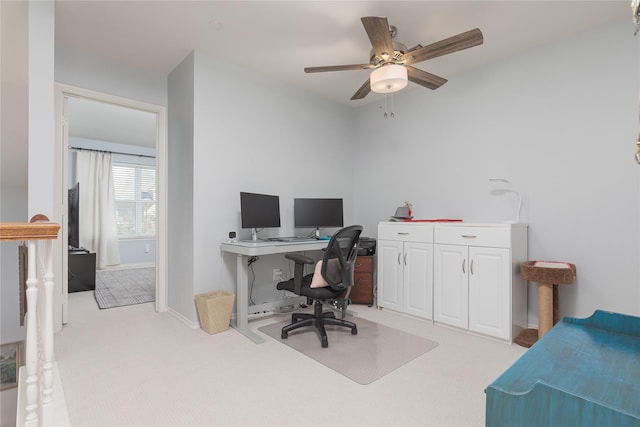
[276,225,363,348]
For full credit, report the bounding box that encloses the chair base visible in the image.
[281,300,357,348]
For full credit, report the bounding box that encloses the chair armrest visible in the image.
[285,253,314,265]
[285,253,315,295]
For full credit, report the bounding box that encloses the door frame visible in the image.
[54,83,168,323]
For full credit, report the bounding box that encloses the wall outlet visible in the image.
[273,269,283,281]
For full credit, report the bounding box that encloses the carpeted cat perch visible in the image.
[515,261,576,348]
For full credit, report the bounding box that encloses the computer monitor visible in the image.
[294,198,344,238]
[240,192,281,241]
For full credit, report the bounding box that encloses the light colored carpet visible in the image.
[258,315,439,384]
[94,267,155,309]
[57,293,529,426]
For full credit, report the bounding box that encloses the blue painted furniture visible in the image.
[486,310,640,426]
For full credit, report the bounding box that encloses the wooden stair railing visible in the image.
[1,215,67,426]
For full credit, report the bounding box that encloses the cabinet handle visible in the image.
[403,253,407,266]
[397,253,401,265]
[462,259,466,274]
[398,232,409,235]
[461,235,477,239]
[470,259,474,275]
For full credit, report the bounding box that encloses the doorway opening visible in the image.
[55,84,167,323]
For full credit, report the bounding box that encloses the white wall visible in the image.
[27,1,55,220]
[167,52,195,319]
[117,239,155,266]
[168,50,355,322]
[55,45,167,107]
[2,2,41,424]
[1,0,29,342]
[353,18,640,322]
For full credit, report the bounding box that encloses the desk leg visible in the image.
[232,253,265,344]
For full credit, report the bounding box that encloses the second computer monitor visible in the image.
[294,198,343,237]
[240,192,281,241]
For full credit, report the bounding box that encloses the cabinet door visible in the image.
[377,240,403,311]
[434,244,468,329]
[403,242,433,319]
[468,247,510,339]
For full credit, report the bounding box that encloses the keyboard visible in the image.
[237,240,276,245]
[282,238,320,244]
[267,237,318,243]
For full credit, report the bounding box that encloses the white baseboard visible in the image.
[166,308,238,331]
[98,263,155,271]
[167,307,200,329]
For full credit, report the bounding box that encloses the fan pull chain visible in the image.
[383,94,395,119]
[384,94,388,119]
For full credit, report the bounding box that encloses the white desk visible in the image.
[220,239,328,343]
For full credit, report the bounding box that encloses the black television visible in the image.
[294,198,344,238]
[240,192,281,241]
[68,183,80,249]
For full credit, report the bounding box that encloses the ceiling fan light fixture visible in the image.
[370,64,408,94]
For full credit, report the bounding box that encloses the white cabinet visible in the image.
[433,244,468,329]
[404,242,433,318]
[377,222,528,342]
[434,224,527,341]
[468,247,510,339]
[377,239,403,311]
[377,224,434,320]
[434,244,510,338]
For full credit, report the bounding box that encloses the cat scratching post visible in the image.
[515,261,576,348]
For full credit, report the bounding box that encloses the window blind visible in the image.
[113,163,156,237]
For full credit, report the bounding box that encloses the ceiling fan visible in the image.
[304,16,484,100]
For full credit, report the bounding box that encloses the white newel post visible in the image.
[1,218,69,427]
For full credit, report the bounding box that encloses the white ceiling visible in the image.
[68,97,157,148]
[56,1,630,107]
[52,1,631,150]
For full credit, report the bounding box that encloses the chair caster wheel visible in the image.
[352,327,358,335]
[321,338,328,348]
[281,331,288,339]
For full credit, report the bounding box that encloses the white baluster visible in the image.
[40,239,54,423]
[3,219,65,426]
[24,241,39,426]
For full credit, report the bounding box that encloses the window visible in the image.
[113,163,156,238]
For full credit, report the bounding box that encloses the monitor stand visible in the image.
[250,228,259,241]
[313,228,321,239]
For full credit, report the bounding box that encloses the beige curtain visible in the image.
[75,151,121,268]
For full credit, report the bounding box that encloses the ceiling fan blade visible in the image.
[350,79,371,100]
[401,28,484,65]
[406,66,447,90]
[304,64,375,73]
[361,16,394,60]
